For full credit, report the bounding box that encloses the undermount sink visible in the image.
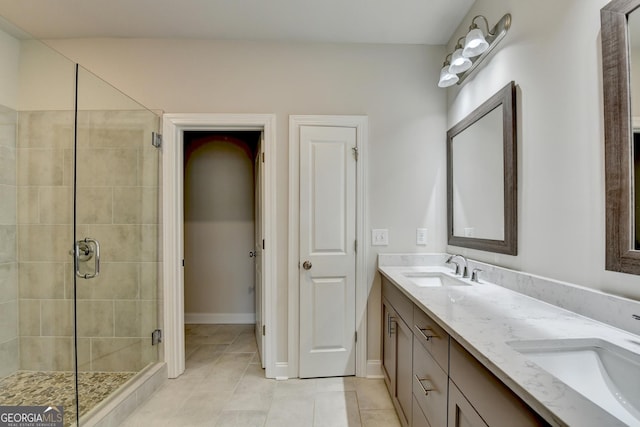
[402,271,469,287]
[508,338,640,426]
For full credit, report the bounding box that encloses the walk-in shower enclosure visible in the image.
[0,26,162,426]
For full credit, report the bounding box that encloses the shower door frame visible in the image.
[162,113,277,379]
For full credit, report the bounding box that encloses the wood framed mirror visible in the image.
[602,0,640,274]
[447,81,517,255]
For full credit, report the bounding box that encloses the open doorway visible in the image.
[183,131,261,327]
[162,113,276,379]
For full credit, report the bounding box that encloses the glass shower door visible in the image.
[0,37,78,426]
[73,66,161,424]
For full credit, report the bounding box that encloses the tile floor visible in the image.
[121,324,401,427]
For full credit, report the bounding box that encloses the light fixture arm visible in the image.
[469,15,492,36]
[442,53,453,67]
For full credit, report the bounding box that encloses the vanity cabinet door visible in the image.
[448,380,488,427]
[382,295,411,427]
[395,313,413,426]
[382,298,396,394]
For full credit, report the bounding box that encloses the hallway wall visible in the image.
[184,135,257,323]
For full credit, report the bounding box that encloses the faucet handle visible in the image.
[471,268,483,283]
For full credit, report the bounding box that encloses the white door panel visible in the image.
[299,125,356,378]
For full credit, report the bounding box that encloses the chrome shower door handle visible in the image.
[75,237,100,279]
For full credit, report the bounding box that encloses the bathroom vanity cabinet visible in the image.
[381,276,548,427]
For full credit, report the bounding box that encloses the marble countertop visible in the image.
[378,264,640,427]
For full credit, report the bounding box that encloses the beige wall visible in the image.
[445,0,640,300]
[184,137,256,322]
[0,104,18,378]
[0,28,18,109]
[43,38,448,367]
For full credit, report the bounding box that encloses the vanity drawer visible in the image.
[412,396,432,427]
[382,276,413,325]
[414,305,449,373]
[413,335,448,427]
[449,340,548,427]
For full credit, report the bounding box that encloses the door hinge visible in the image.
[352,146,359,161]
[355,331,357,342]
[354,240,357,253]
[151,132,162,148]
[182,259,184,267]
[262,239,265,250]
[262,152,265,163]
[263,325,266,336]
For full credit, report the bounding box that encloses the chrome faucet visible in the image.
[446,254,469,278]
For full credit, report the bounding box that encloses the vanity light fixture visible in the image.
[438,54,459,88]
[438,13,511,87]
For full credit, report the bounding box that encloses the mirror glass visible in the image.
[447,81,517,255]
[452,105,505,240]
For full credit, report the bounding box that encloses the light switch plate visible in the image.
[372,229,389,246]
[416,228,427,245]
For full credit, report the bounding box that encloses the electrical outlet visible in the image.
[464,227,475,237]
[416,228,428,245]
[372,229,389,246]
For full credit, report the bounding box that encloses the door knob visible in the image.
[302,261,312,270]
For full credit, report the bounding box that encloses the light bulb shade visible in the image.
[448,49,472,74]
[463,28,489,58]
[438,65,459,88]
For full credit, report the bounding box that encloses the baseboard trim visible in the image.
[366,360,384,378]
[185,313,256,324]
[273,362,289,380]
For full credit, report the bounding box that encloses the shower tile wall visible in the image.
[17,110,160,373]
[0,105,18,379]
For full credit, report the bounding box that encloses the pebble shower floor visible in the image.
[0,370,135,426]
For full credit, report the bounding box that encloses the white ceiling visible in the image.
[0,0,475,45]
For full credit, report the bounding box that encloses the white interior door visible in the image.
[254,133,265,367]
[299,125,357,378]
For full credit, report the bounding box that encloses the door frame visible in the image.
[162,113,277,378]
[288,115,368,378]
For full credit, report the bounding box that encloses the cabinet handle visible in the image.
[414,375,434,396]
[415,325,438,341]
[387,315,396,337]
